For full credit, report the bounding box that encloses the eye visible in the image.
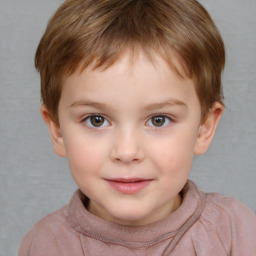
[84,115,110,128]
[146,115,171,127]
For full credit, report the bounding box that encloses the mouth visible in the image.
[104,178,153,194]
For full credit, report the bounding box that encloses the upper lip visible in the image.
[105,178,153,183]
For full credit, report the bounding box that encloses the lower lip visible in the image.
[106,180,152,194]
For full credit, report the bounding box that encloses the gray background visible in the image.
[0,0,255,255]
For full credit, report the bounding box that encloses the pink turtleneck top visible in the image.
[19,180,256,255]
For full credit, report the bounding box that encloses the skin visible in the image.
[42,51,223,226]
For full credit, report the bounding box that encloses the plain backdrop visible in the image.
[0,0,255,255]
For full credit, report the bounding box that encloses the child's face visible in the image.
[43,51,222,226]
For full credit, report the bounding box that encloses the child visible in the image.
[19,0,256,255]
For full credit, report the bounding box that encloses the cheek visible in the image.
[65,137,107,177]
[151,131,197,172]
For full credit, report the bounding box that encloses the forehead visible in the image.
[64,50,183,84]
[63,44,188,76]
[64,47,189,85]
[60,50,199,110]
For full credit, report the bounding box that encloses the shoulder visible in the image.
[18,206,68,256]
[34,204,72,232]
[18,205,81,256]
[186,180,255,224]
[202,191,256,225]
[199,190,256,255]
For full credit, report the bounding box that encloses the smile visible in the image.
[105,178,153,194]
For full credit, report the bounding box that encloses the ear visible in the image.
[41,105,67,157]
[194,102,223,155]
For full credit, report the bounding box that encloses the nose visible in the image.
[110,128,144,164]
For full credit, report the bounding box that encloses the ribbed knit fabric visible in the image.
[19,180,256,256]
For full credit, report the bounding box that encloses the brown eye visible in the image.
[147,116,171,127]
[91,116,104,126]
[152,116,165,126]
[85,115,109,127]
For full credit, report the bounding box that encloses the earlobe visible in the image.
[40,105,67,157]
[194,102,223,155]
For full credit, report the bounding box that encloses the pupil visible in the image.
[153,116,165,126]
[91,116,104,126]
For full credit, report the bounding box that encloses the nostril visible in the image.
[111,146,144,164]
[110,131,145,163]
[114,153,140,163]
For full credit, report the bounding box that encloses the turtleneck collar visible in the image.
[65,180,204,249]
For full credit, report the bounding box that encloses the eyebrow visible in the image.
[70,100,110,109]
[143,100,187,111]
[70,99,187,111]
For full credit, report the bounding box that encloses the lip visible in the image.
[105,178,153,194]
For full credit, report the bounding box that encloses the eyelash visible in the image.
[81,114,173,128]
[82,114,110,128]
[146,115,172,128]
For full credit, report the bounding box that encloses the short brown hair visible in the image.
[35,0,225,123]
